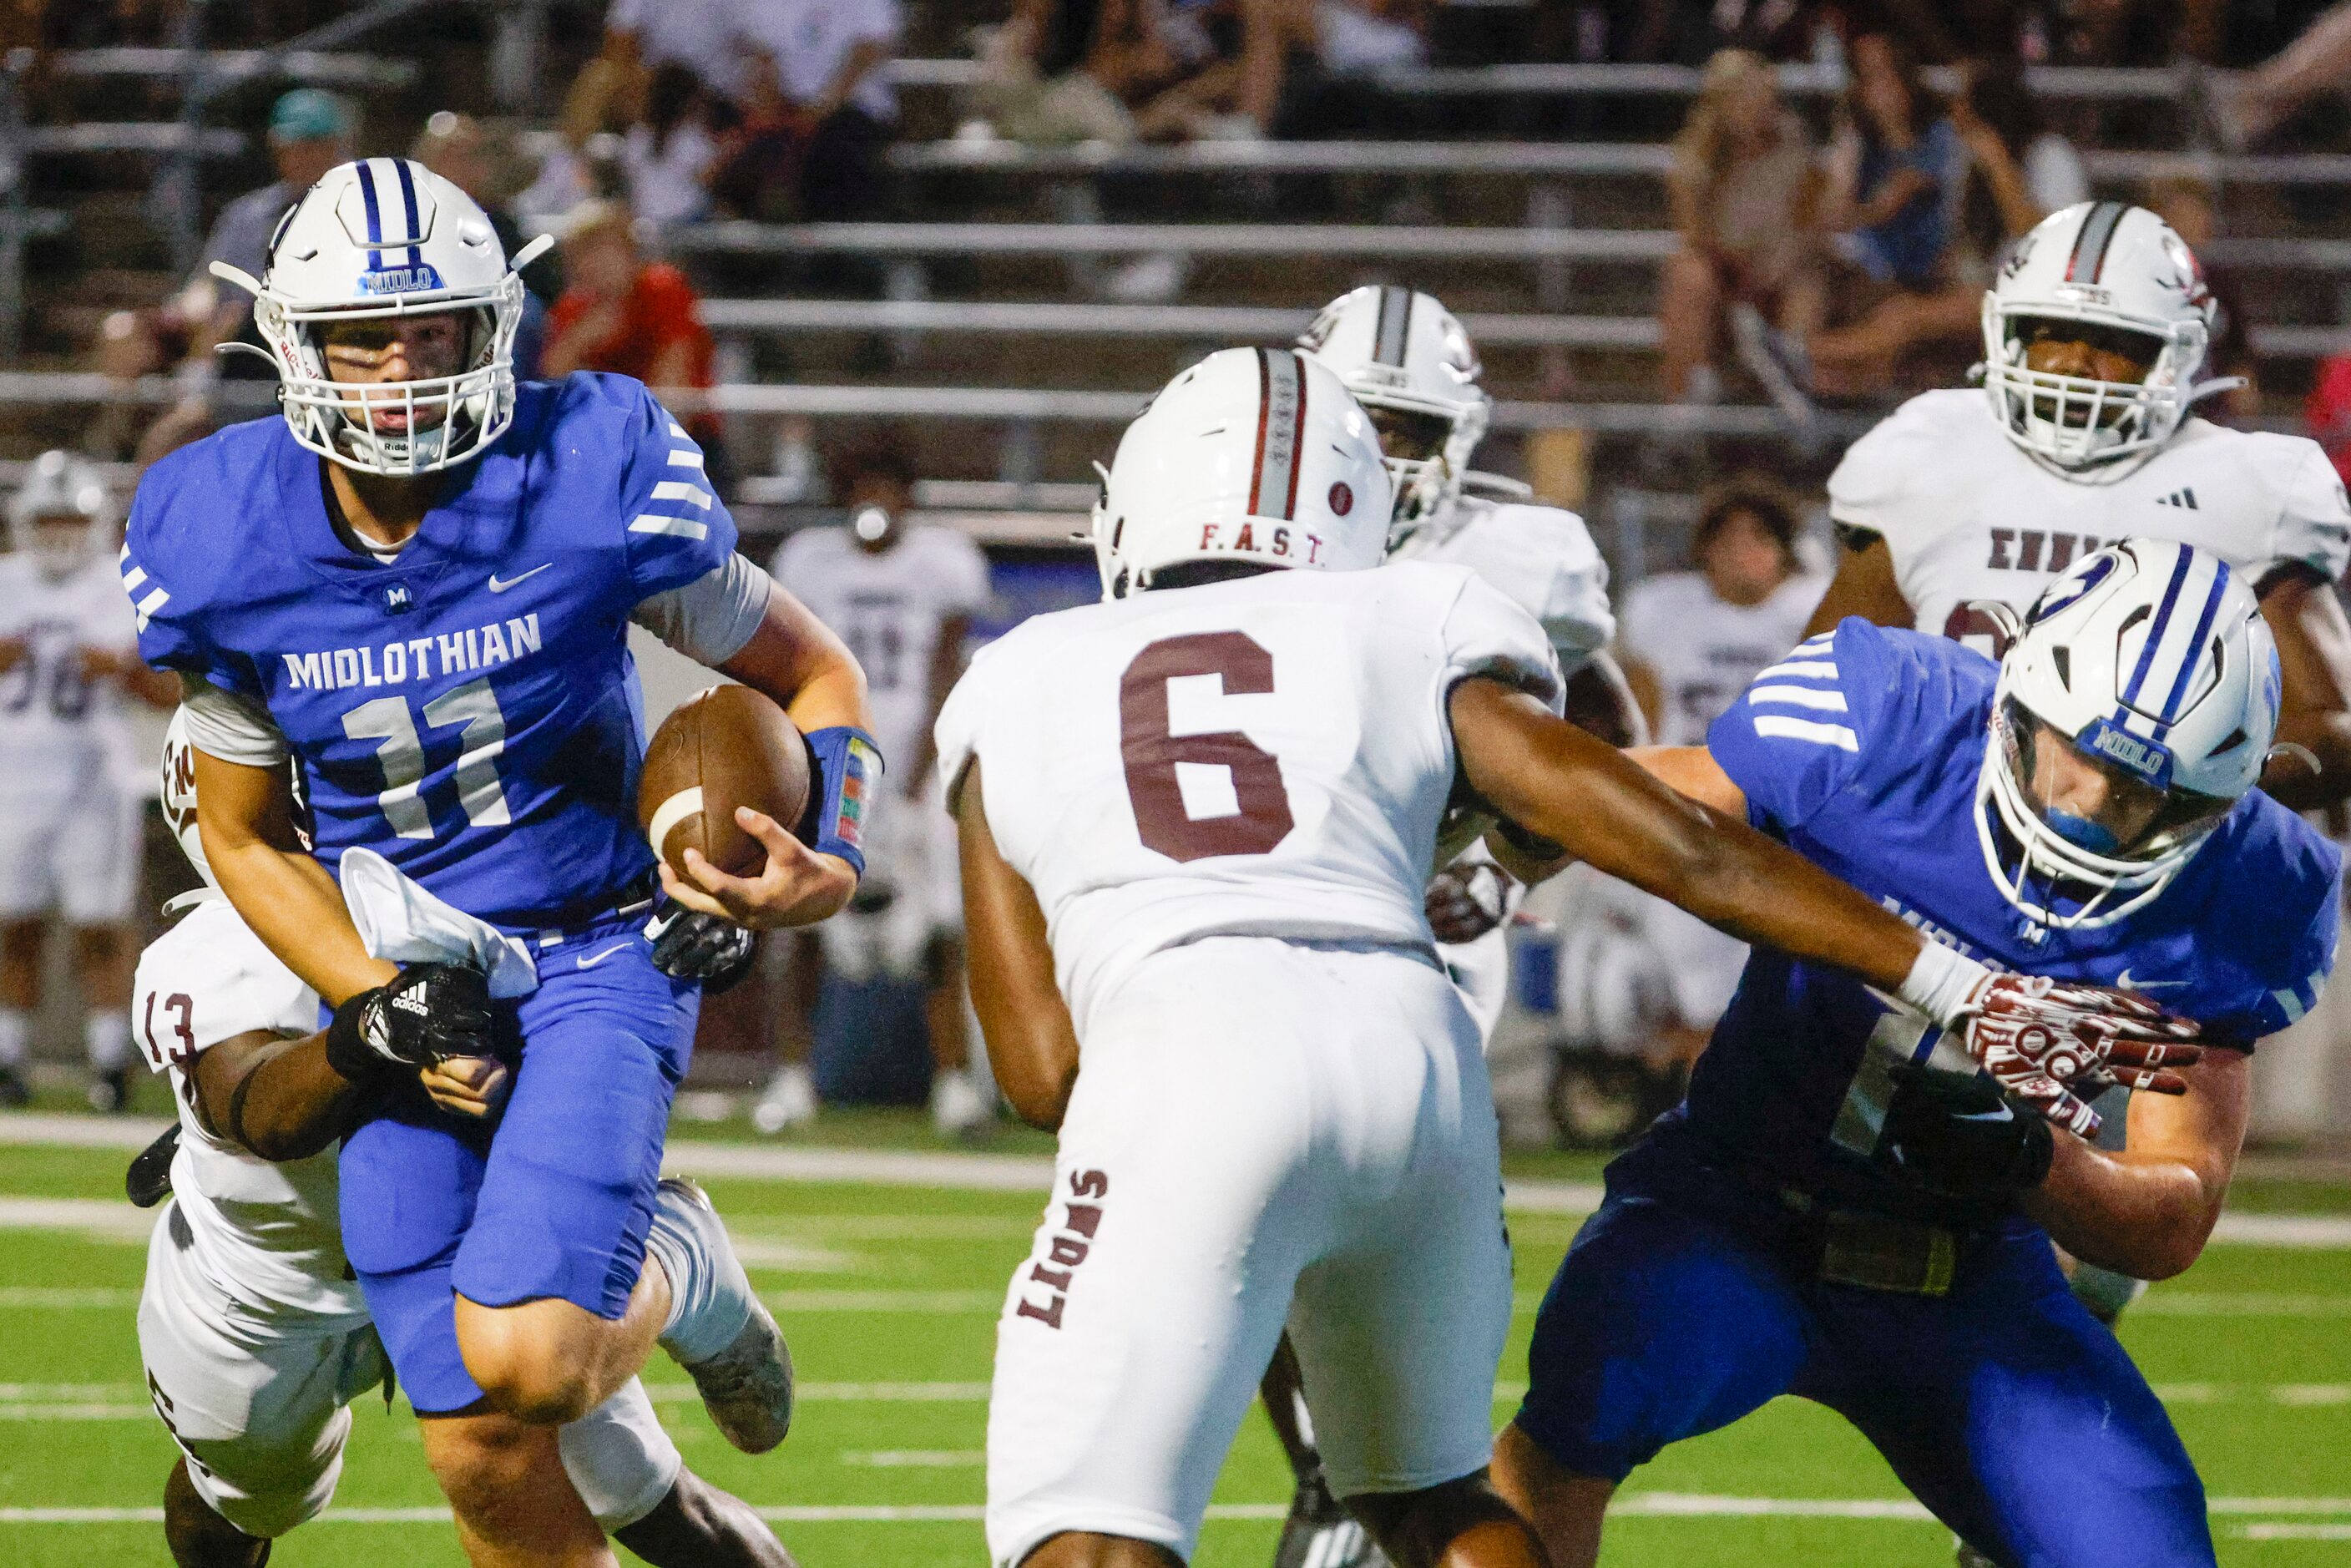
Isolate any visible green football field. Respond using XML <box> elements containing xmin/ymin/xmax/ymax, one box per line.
<box><xmin>2</xmin><ymin>1107</ymin><xmax>2349</xmax><ymax>1567</ymax></box>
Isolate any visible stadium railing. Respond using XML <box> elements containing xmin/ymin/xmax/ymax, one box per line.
<box><xmin>46</xmin><ymin>48</ymin><xmax>417</xmax><ymax>91</ymax></box>
<box><xmin>883</xmin><ymin>58</ymin><xmax>2195</xmax><ymax>104</ymax></box>
<box><xmin>700</xmin><ymin>296</ymin><xmax>1662</xmax><ymax>349</ymax></box>
<box><xmin>665</xmin><ymin>220</ymin><xmax>1677</xmax><ymax>262</ymax></box>
<box><xmin>885</xmin><ymin>138</ymin><xmax>2351</xmax><ymax>190</ymax></box>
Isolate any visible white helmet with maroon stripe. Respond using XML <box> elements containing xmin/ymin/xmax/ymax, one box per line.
<box><xmin>1981</xmin><ymin>201</ymin><xmax>2219</xmax><ymax>473</ymax></box>
<box><xmin>1297</xmin><ymin>286</ymin><xmax>1488</xmax><ymax>543</ymax></box>
<box><xmin>1090</xmin><ymin>347</ymin><xmax>1390</xmax><ymax>599</ymax></box>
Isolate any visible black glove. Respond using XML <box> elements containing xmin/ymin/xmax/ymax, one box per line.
<box><xmin>325</xmin><ymin>963</ymin><xmax>496</xmax><ymax>1082</ymax></box>
<box><xmin>1877</xmin><ymin>1062</ymin><xmax>2055</xmax><ymax>1202</ymax></box>
<box><xmin>647</xmin><ymin>905</ymin><xmax>758</xmax><ymax>994</ymax></box>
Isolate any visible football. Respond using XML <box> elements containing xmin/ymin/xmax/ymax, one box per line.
<box><xmin>638</xmin><ymin>685</ymin><xmax>811</xmax><ymax>882</ymax></box>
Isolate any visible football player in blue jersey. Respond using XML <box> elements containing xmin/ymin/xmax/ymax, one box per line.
<box><xmin>1489</xmin><ymin>539</ymin><xmax>2340</xmax><ymax>1568</ymax></box>
<box><xmin>120</xmin><ymin>158</ymin><xmax>877</xmax><ymax>1563</ymax></box>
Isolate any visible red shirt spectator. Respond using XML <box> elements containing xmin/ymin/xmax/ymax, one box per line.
<box><xmin>545</xmin><ymin>203</ymin><xmax>720</xmax><ymax>444</ymax></box>
<box><xmin>2308</xmin><ymin>352</ymin><xmax>2351</xmax><ymax>489</ymax></box>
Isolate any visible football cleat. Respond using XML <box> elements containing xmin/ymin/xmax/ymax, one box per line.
<box><xmin>653</xmin><ymin>1177</ymin><xmax>795</xmax><ymax>1454</ymax></box>
<box><xmin>1274</xmin><ymin>1469</ymin><xmax>1389</xmax><ymax>1568</ymax></box>
<box><xmin>931</xmin><ymin>1066</ymin><xmax>994</xmax><ymax>1141</ymax></box>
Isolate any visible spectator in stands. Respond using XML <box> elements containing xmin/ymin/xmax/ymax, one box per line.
<box><xmin>2308</xmin><ymin>352</ymin><xmax>2351</xmax><ymax>489</ymax></box>
<box><xmin>621</xmin><ymin>62</ymin><xmax>720</xmax><ymax>227</ymax></box>
<box><xmin>972</xmin><ymin>0</ymin><xmax>1186</xmax><ymax>146</ymax></box>
<box><xmin>710</xmin><ymin>0</ymin><xmax>901</xmax><ymax>222</ymax></box>
<box><xmin>2204</xmin><ymin>0</ymin><xmax>2351</xmax><ymax>147</ymax></box>
<box><xmin>1610</xmin><ymin>476</ymin><xmax>1825</xmax><ymax>1087</ymax></box>
<box><xmin>1789</xmin><ymin>33</ymin><xmax>1969</xmax><ymax>400</ymax></box>
<box><xmin>544</xmin><ymin>201</ymin><xmax>724</xmax><ymax>463</ymax></box>
<box><xmin>1272</xmin><ymin>0</ymin><xmax>1430</xmax><ymax>139</ymax></box>
<box><xmin>87</xmin><ymin>88</ymin><xmax>356</xmax><ymax>461</ymax></box>
<box><xmin>571</xmin><ymin>0</ymin><xmax>746</xmax><ymax>141</ymax></box>
<box><xmin>1657</xmin><ymin>48</ymin><xmax>1823</xmax><ymax>406</ymax></box>
<box><xmin>2146</xmin><ymin>172</ymin><xmax>2261</xmax><ymax>419</ymax></box>
<box><xmin>756</xmin><ymin>443</ymin><xmax>999</xmax><ymax>1139</ymax></box>
<box><xmin>410</xmin><ymin>111</ymin><xmax>556</xmax><ymax>376</ymax></box>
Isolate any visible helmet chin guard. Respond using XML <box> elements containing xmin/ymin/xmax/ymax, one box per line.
<box><xmin>1980</xmin><ymin>202</ymin><xmax>2221</xmax><ymax>475</ymax></box>
<box><xmin>218</xmin><ymin>157</ymin><xmax>553</xmax><ymax>478</ymax></box>
<box><xmin>1974</xmin><ymin>539</ymin><xmax>2274</xmax><ymax>930</ymax></box>
<box><xmin>1295</xmin><ymin>286</ymin><xmax>1489</xmax><ymax>545</ymax></box>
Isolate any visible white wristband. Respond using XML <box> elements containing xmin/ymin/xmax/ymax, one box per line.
<box><xmin>1898</xmin><ymin>941</ymin><xmax>1993</xmax><ymax>1029</ymax></box>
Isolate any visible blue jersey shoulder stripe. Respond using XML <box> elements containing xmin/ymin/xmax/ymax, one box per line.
<box><xmin>1751</xmin><ymin>714</ymin><xmax>1858</xmax><ymax>751</ymax></box>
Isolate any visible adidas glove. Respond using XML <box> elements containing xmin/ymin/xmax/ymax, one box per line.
<box><xmin>325</xmin><ymin>963</ymin><xmax>496</xmax><ymax>1081</ymax></box>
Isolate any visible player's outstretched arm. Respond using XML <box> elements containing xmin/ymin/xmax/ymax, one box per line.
<box><xmin>2258</xmin><ymin>569</ymin><xmax>2351</xmax><ymax>810</ymax></box>
<box><xmin>193</xmin><ymin>749</ymin><xmax>396</xmax><ymax>1005</ymax></box>
<box><xmin>1451</xmin><ymin>677</ymin><xmax>1934</xmax><ymax>994</ymax></box>
<box><xmin>185</xmin><ymin>1015</ymin><xmax>508</xmax><ymax>1161</ymax></box>
<box><xmin>2023</xmin><ymin>1047</ymin><xmax>2251</xmax><ymax>1280</ymax></box>
<box><xmin>951</xmin><ymin>761</ymin><xmax>1080</xmax><ymax>1131</ymax></box>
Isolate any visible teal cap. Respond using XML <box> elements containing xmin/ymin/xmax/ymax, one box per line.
<box><xmin>268</xmin><ymin>89</ymin><xmax>355</xmax><ymax>146</ymax></box>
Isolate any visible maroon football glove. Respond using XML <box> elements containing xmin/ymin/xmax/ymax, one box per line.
<box><xmin>1956</xmin><ymin>973</ymin><xmax>2202</xmax><ymax>1137</ymax></box>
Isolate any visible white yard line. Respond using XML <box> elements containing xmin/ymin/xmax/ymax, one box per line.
<box><xmin>0</xmin><ymin>1197</ymin><xmax>157</xmax><ymax>1243</ymax></box>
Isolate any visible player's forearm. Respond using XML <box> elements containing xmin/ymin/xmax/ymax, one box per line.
<box><xmin>955</xmin><ymin>764</ymin><xmax>1079</xmax><ymax>1130</ymax></box>
<box><xmin>208</xmin><ymin>841</ymin><xmax>394</xmax><ymax>1005</ymax></box>
<box><xmin>2021</xmin><ymin>1139</ymin><xmax>2226</xmax><ymax>1281</ymax></box>
<box><xmin>1452</xmin><ymin>679</ymin><xmax>1925</xmax><ymax>994</ymax></box>
<box><xmin>194</xmin><ymin>1032</ymin><xmax>360</xmax><ymax>1163</ymax></box>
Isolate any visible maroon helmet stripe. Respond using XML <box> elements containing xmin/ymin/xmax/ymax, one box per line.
<box><xmin>1248</xmin><ymin>348</ymin><xmax>1305</xmax><ymax>519</ymax></box>
<box><xmin>2065</xmin><ymin>200</ymin><xmax>2127</xmax><ymax>284</ymax></box>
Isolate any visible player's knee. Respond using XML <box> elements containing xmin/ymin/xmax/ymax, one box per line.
<box><xmin>455</xmin><ymin>1311</ymin><xmax>601</xmax><ymax>1425</ymax></box>
<box><xmin>1347</xmin><ymin>1473</ymin><xmax>1542</xmax><ymax>1568</ymax></box>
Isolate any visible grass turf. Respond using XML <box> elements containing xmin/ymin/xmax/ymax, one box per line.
<box><xmin>0</xmin><ymin>1116</ymin><xmax>2348</xmax><ymax>1565</ymax></box>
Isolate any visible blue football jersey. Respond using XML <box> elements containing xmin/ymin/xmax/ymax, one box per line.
<box><xmin>125</xmin><ymin>372</ymin><xmax>737</xmax><ymax>929</ymax></box>
<box><xmin>1658</xmin><ymin>617</ymin><xmax>2341</xmax><ymax>1222</ymax></box>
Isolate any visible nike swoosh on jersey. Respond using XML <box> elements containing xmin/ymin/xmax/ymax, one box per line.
<box><xmin>488</xmin><ymin>564</ymin><xmax>554</xmax><ymax>594</ymax></box>
<box><xmin>575</xmin><ymin>941</ymin><xmax>636</xmax><ymax>969</ymax></box>
<box><xmin>1954</xmin><ymin>1105</ymin><xmax>2015</xmax><ymax>1124</ymax></box>
<box><xmin>2115</xmin><ymin>969</ymin><xmax>2187</xmax><ymax>990</ymax></box>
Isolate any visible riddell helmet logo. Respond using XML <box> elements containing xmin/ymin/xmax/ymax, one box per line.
<box><xmin>1328</xmin><ymin>482</ymin><xmax>1353</xmax><ymax>517</ymax></box>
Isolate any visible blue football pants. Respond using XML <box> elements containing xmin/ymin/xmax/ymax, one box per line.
<box><xmin>1515</xmin><ymin>1184</ymin><xmax>2214</xmax><ymax>1568</ymax></box>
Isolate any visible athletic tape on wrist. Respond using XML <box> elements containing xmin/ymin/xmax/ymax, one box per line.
<box><xmin>799</xmin><ymin>726</ymin><xmax>884</xmax><ymax>879</ymax></box>
<box><xmin>1898</xmin><ymin>941</ymin><xmax>1993</xmax><ymax>1030</ymax></box>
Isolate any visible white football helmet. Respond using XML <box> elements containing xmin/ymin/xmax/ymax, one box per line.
<box><xmin>1296</xmin><ymin>286</ymin><xmax>1489</xmax><ymax>542</ymax></box>
<box><xmin>1981</xmin><ymin>201</ymin><xmax>2222</xmax><ymax>473</ymax></box>
<box><xmin>1090</xmin><ymin>346</ymin><xmax>1390</xmax><ymax>599</ymax></box>
<box><xmin>1976</xmin><ymin>539</ymin><xmax>2276</xmax><ymax>929</ymax></box>
<box><xmin>214</xmin><ymin>157</ymin><xmax>553</xmax><ymax>476</ymax></box>
<box><xmin>8</xmin><ymin>449</ymin><xmax>113</xmax><ymax>578</ymax></box>
<box><xmin>159</xmin><ymin>707</ymin><xmax>215</xmax><ymax>889</ymax></box>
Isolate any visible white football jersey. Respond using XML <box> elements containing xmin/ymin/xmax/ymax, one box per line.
<box><xmin>935</xmin><ymin>562</ymin><xmax>1563</xmax><ymax>1030</ymax></box>
<box><xmin>1618</xmin><ymin>571</ymin><xmax>1826</xmax><ymax>746</ymax></box>
<box><xmin>772</xmin><ymin>524</ymin><xmax>993</xmax><ymax>778</ymax></box>
<box><xmin>1829</xmin><ymin>390</ymin><xmax>2351</xmax><ymax>652</ymax></box>
<box><xmin>0</xmin><ymin>552</ymin><xmax>141</xmax><ymax>795</ymax></box>
<box><xmin>134</xmin><ymin>897</ymin><xmax>366</xmax><ymax>1324</ymax></box>
<box><xmin>1392</xmin><ymin>496</ymin><xmax>1615</xmax><ymax>668</ymax></box>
